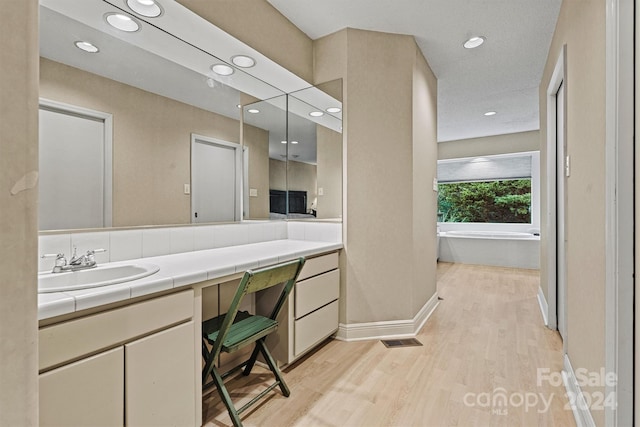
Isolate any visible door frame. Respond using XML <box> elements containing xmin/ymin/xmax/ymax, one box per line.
<box><xmin>190</xmin><ymin>134</ymin><xmax>242</xmax><ymax>223</ymax></box>
<box><xmin>242</xmin><ymin>146</ymin><xmax>249</xmax><ymax>219</ymax></box>
<box><xmin>39</xmin><ymin>98</ymin><xmax>113</xmax><ymax>228</ymax></box>
<box><xmin>605</xmin><ymin>0</ymin><xmax>634</xmax><ymax>424</ymax></box>
<box><xmin>545</xmin><ymin>45</ymin><xmax>567</xmax><ymax>344</ymax></box>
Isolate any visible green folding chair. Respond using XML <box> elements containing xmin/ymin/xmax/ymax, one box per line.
<box><xmin>202</xmin><ymin>257</ymin><xmax>305</xmax><ymax>427</ymax></box>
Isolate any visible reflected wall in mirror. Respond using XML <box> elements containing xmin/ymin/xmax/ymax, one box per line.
<box><xmin>242</xmin><ymin>79</ymin><xmax>343</xmax><ymax>221</ymax></box>
<box><xmin>241</xmin><ymin>95</ymin><xmax>288</xmax><ymax>219</ymax></box>
<box><xmin>38</xmin><ymin>0</ymin><xmax>284</xmax><ymax>230</ymax></box>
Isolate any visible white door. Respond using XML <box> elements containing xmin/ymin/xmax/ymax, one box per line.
<box><xmin>39</xmin><ymin>104</ymin><xmax>111</xmax><ymax>230</ymax></box>
<box><xmin>556</xmin><ymin>81</ymin><xmax>567</xmax><ymax>341</ymax></box>
<box><xmin>191</xmin><ymin>135</ymin><xmax>240</xmax><ymax>223</ymax></box>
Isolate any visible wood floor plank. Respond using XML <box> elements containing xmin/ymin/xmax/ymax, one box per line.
<box><xmin>203</xmin><ymin>262</ymin><xmax>577</xmax><ymax>427</ymax></box>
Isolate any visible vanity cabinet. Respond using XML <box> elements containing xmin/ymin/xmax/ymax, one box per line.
<box><xmin>259</xmin><ymin>252</ymin><xmax>340</xmax><ymax>365</ymax></box>
<box><xmin>39</xmin><ymin>290</ymin><xmax>196</xmax><ymax>427</ymax></box>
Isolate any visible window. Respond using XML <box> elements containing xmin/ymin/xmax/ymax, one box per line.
<box><xmin>438</xmin><ymin>179</ymin><xmax>531</xmax><ymax>223</ymax></box>
<box><xmin>437</xmin><ymin>152</ymin><xmax>539</xmax><ymax>225</ymax></box>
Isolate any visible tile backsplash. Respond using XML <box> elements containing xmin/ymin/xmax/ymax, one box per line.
<box><xmin>38</xmin><ymin>221</ymin><xmax>341</xmax><ymax>272</ymax></box>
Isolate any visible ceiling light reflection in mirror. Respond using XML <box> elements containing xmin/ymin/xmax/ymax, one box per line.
<box><xmin>242</xmin><ymin>84</ymin><xmax>342</xmax><ymax>166</ymax></box>
<box><xmin>40</xmin><ymin>0</ymin><xmax>285</xmax><ymax>124</ymax></box>
<box><xmin>105</xmin><ymin>12</ymin><xmax>140</xmax><ymax>32</ymax></box>
<box><xmin>126</xmin><ymin>0</ymin><xmax>162</xmax><ymax>18</ymax></box>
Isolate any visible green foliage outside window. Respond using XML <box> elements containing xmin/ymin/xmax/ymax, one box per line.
<box><xmin>437</xmin><ymin>179</ymin><xmax>531</xmax><ymax>223</ymax></box>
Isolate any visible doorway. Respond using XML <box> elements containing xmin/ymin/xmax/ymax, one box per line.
<box><xmin>38</xmin><ymin>99</ymin><xmax>113</xmax><ymax>230</ymax></box>
<box><xmin>545</xmin><ymin>46</ymin><xmax>567</xmax><ymax>344</ymax></box>
<box><xmin>190</xmin><ymin>134</ymin><xmax>241</xmax><ymax>223</ymax></box>
<box><xmin>555</xmin><ymin>81</ymin><xmax>567</xmax><ymax>342</ymax></box>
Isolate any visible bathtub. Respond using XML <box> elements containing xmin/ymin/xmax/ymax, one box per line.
<box><xmin>438</xmin><ymin>230</ymin><xmax>540</xmax><ymax>269</ymax></box>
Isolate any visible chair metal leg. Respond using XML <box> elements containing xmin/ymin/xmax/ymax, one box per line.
<box><xmin>257</xmin><ymin>339</ymin><xmax>290</xmax><ymax>397</ymax></box>
<box><xmin>210</xmin><ymin>365</ymin><xmax>244</xmax><ymax>427</ymax></box>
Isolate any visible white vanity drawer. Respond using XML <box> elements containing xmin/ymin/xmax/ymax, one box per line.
<box><xmin>295</xmin><ymin>269</ymin><xmax>339</xmax><ymax>319</ymax></box>
<box><xmin>294</xmin><ymin>300</ymin><xmax>339</xmax><ymax>357</ymax></box>
<box><xmin>298</xmin><ymin>252</ymin><xmax>339</xmax><ymax>281</ymax></box>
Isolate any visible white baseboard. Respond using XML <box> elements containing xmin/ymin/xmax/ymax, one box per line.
<box><xmin>563</xmin><ymin>354</ymin><xmax>596</xmax><ymax>427</ymax></box>
<box><xmin>335</xmin><ymin>292</ymin><xmax>439</xmax><ymax>342</ymax></box>
<box><xmin>537</xmin><ymin>286</ymin><xmax>549</xmax><ymax>326</ymax></box>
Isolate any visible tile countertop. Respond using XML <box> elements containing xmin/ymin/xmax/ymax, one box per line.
<box><xmin>38</xmin><ymin>239</ymin><xmax>343</xmax><ymax>321</ymax></box>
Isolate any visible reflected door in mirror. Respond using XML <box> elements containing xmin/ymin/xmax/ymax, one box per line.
<box><xmin>191</xmin><ymin>135</ymin><xmax>241</xmax><ymax>223</ymax></box>
<box><xmin>39</xmin><ymin>102</ymin><xmax>112</xmax><ymax>230</ymax></box>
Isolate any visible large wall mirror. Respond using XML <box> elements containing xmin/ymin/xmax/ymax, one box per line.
<box><xmin>243</xmin><ymin>80</ymin><xmax>343</xmax><ymax>221</ymax></box>
<box><xmin>38</xmin><ymin>0</ymin><xmax>287</xmax><ymax>230</ymax></box>
<box><xmin>39</xmin><ymin>0</ymin><xmax>343</xmax><ymax>231</ymax></box>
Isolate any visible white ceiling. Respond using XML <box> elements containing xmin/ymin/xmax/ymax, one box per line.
<box><xmin>266</xmin><ymin>0</ymin><xmax>562</xmax><ymax>142</ymax></box>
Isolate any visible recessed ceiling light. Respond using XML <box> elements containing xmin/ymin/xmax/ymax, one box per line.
<box><xmin>231</xmin><ymin>55</ymin><xmax>255</xmax><ymax>68</ymax></box>
<box><xmin>105</xmin><ymin>13</ymin><xmax>140</xmax><ymax>32</ymax></box>
<box><xmin>326</xmin><ymin>107</ymin><xmax>341</xmax><ymax>113</ymax></box>
<box><xmin>236</xmin><ymin>104</ymin><xmax>242</xmax><ymax>109</ymax></box>
<box><xmin>247</xmin><ymin>108</ymin><xmax>260</xmax><ymax>114</ymax></box>
<box><xmin>127</xmin><ymin>0</ymin><xmax>162</xmax><ymax>17</ymax></box>
<box><xmin>74</xmin><ymin>41</ymin><xmax>99</xmax><ymax>53</ymax></box>
<box><xmin>211</xmin><ymin>64</ymin><xmax>234</xmax><ymax>76</ymax></box>
<box><xmin>291</xmin><ymin>141</ymin><xmax>299</xmax><ymax>144</ymax></box>
<box><xmin>463</xmin><ymin>36</ymin><xmax>486</xmax><ymax>49</ymax></box>
<box><xmin>281</xmin><ymin>140</ymin><xmax>287</xmax><ymax>144</ymax></box>
<box><xmin>309</xmin><ymin>111</ymin><xmax>324</xmax><ymax>117</ymax></box>
<box><xmin>484</xmin><ymin>111</ymin><xmax>497</xmax><ymax>116</ymax></box>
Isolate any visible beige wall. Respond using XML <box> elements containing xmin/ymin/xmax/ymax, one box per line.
<box><xmin>539</xmin><ymin>1</ymin><xmax>606</xmax><ymax>425</ymax></box>
<box><xmin>0</xmin><ymin>0</ymin><xmax>39</xmax><ymax>424</ymax></box>
<box><xmin>438</xmin><ymin>130</ymin><xmax>540</xmax><ymax>160</ymax></box>
<box><xmin>269</xmin><ymin>158</ymin><xmax>287</xmax><ymax>192</ymax></box>
<box><xmin>412</xmin><ymin>49</ymin><xmax>439</xmax><ymax>314</ymax></box>
<box><xmin>243</xmin><ymin>125</ymin><xmax>270</xmax><ymax>219</ymax></box>
<box><xmin>287</xmin><ymin>161</ymin><xmax>317</xmax><ymax>204</ymax></box>
<box><xmin>314</xmin><ymin>31</ymin><xmax>349</xmax><ymax>320</ymax></box>
<box><xmin>177</xmin><ymin>0</ymin><xmax>314</xmax><ymax>82</ymax></box>
<box><xmin>40</xmin><ymin>58</ymin><xmax>269</xmax><ymax>227</ymax></box>
<box><xmin>316</xmin><ymin>125</ymin><xmax>343</xmax><ymax>219</ymax></box>
<box><xmin>314</xmin><ymin>28</ymin><xmax>438</xmax><ymax>324</ymax></box>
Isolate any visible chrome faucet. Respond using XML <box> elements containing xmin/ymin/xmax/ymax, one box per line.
<box><xmin>41</xmin><ymin>247</ymin><xmax>107</xmax><ymax>273</ymax></box>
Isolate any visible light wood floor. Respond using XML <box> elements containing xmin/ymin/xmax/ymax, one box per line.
<box><xmin>203</xmin><ymin>262</ymin><xmax>577</xmax><ymax>427</ymax></box>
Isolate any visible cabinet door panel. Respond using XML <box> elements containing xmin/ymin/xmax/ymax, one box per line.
<box><xmin>125</xmin><ymin>321</ymin><xmax>196</xmax><ymax>427</ymax></box>
<box><xmin>40</xmin><ymin>347</ymin><xmax>124</xmax><ymax>427</ymax></box>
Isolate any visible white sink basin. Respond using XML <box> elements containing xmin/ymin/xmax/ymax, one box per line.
<box><xmin>38</xmin><ymin>263</ymin><xmax>160</xmax><ymax>293</ymax></box>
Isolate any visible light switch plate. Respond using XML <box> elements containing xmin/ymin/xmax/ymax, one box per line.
<box><xmin>249</xmin><ymin>188</ymin><xmax>258</xmax><ymax>197</ymax></box>
<box><xmin>565</xmin><ymin>155</ymin><xmax>571</xmax><ymax>177</ymax></box>
<box><xmin>433</xmin><ymin>177</ymin><xmax>438</xmax><ymax>191</ymax></box>
<box><xmin>318</xmin><ymin>187</ymin><xmax>324</xmax><ymax>196</ymax></box>
<box><xmin>183</xmin><ymin>184</ymin><xmax>190</xmax><ymax>195</ymax></box>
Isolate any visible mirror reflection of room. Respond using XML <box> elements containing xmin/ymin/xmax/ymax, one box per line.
<box><xmin>243</xmin><ymin>80</ymin><xmax>343</xmax><ymax>221</ymax></box>
<box><xmin>38</xmin><ymin>0</ymin><xmax>288</xmax><ymax>230</ymax></box>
